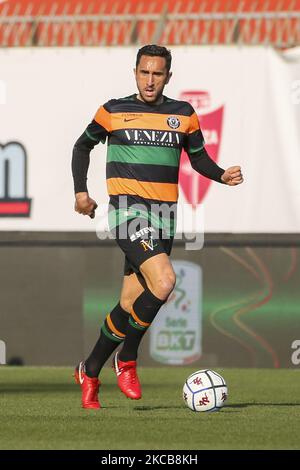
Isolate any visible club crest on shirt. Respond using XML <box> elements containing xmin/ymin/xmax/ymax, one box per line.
<box><xmin>167</xmin><ymin>116</ymin><xmax>180</xmax><ymax>129</ymax></box>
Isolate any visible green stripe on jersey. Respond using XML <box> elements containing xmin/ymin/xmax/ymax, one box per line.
<box><xmin>188</xmin><ymin>144</ymin><xmax>205</xmax><ymax>154</ymax></box>
<box><xmin>85</xmin><ymin>129</ymin><xmax>99</xmax><ymax>142</ymax></box>
<box><xmin>108</xmin><ymin>208</ymin><xmax>176</xmax><ymax>236</ymax></box>
<box><xmin>107</xmin><ymin>144</ymin><xmax>180</xmax><ymax>167</ymax></box>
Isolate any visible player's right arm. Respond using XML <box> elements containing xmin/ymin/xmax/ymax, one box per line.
<box><xmin>72</xmin><ymin>105</ymin><xmax>111</xmax><ymax>218</ymax></box>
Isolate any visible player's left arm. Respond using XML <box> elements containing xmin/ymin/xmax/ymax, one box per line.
<box><xmin>189</xmin><ymin>147</ymin><xmax>243</xmax><ymax>186</ymax></box>
<box><xmin>220</xmin><ymin>165</ymin><xmax>243</xmax><ymax>186</ymax></box>
<box><xmin>185</xmin><ymin>109</ymin><xmax>243</xmax><ymax>186</ymax></box>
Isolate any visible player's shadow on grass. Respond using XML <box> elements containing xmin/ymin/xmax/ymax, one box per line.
<box><xmin>133</xmin><ymin>403</ymin><xmax>300</xmax><ymax>412</ymax></box>
<box><xmin>133</xmin><ymin>405</ymin><xmax>247</xmax><ymax>411</ymax></box>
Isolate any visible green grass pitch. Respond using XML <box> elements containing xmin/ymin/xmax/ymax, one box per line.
<box><xmin>0</xmin><ymin>367</ymin><xmax>299</xmax><ymax>450</ymax></box>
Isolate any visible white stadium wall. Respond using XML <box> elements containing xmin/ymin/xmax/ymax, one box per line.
<box><xmin>0</xmin><ymin>46</ymin><xmax>300</xmax><ymax>233</ymax></box>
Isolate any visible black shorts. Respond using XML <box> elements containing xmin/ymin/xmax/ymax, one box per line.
<box><xmin>112</xmin><ymin>218</ymin><xmax>174</xmax><ymax>276</ymax></box>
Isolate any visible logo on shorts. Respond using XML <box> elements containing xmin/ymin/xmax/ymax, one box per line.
<box><xmin>130</xmin><ymin>226</ymin><xmax>155</xmax><ymax>242</ymax></box>
<box><xmin>140</xmin><ymin>236</ymin><xmax>158</xmax><ymax>252</ymax></box>
<box><xmin>167</xmin><ymin>116</ymin><xmax>180</xmax><ymax>129</ymax></box>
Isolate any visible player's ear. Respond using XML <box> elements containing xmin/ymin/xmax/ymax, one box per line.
<box><xmin>166</xmin><ymin>71</ymin><xmax>172</xmax><ymax>84</ymax></box>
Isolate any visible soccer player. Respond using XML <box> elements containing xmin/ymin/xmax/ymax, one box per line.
<box><xmin>72</xmin><ymin>45</ymin><xmax>243</xmax><ymax>409</ymax></box>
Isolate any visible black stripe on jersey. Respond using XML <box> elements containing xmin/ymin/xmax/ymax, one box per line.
<box><xmin>109</xmin><ymin>194</ymin><xmax>178</xmax><ymax>209</ymax></box>
<box><xmin>104</xmin><ymin>95</ymin><xmax>194</xmax><ymax>116</ymax></box>
<box><xmin>85</xmin><ymin>119</ymin><xmax>108</xmax><ymax>144</ymax></box>
<box><xmin>106</xmin><ymin>161</ymin><xmax>179</xmax><ymax>184</ymax></box>
<box><xmin>184</xmin><ymin>129</ymin><xmax>205</xmax><ymax>153</ymax></box>
<box><xmin>108</xmin><ymin>130</ymin><xmax>185</xmax><ymax>149</ymax></box>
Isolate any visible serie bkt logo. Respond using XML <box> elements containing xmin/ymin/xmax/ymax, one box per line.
<box><xmin>0</xmin><ymin>142</ymin><xmax>31</xmax><ymax>217</ymax></box>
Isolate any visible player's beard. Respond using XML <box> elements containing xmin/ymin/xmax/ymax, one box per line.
<box><xmin>137</xmin><ymin>87</ymin><xmax>164</xmax><ymax>105</ymax></box>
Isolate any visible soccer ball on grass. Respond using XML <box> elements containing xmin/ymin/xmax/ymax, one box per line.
<box><xmin>183</xmin><ymin>369</ymin><xmax>228</xmax><ymax>412</ymax></box>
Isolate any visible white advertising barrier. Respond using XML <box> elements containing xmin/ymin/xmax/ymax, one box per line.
<box><xmin>150</xmin><ymin>260</ymin><xmax>202</xmax><ymax>365</ymax></box>
<box><xmin>0</xmin><ymin>47</ymin><xmax>300</xmax><ymax>232</ymax></box>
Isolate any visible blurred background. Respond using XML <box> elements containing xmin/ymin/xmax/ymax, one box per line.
<box><xmin>0</xmin><ymin>0</ymin><xmax>299</xmax><ymax>369</ymax></box>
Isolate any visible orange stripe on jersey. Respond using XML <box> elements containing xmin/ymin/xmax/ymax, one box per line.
<box><xmin>106</xmin><ymin>313</ymin><xmax>126</xmax><ymax>338</ymax></box>
<box><xmin>94</xmin><ymin>106</ymin><xmax>112</xmax><ymax>132</ymax></box>
<box><xmin>130</xmin><ymin>307</ymin><xmax>151</xmax><ymax>328</ymax></box>
<box><xmin>111</xmin><ymin>113</ymin><xmax>190</xmax><ymax>133</ymax></box>
<box><xmin>189</xmin><ymin>112</ymin><xmax>200</xmax><ymax>134</ymax></box>
<box><xmin>107</xmin><ymin>178</ymin><xmax>178</xmax><ymax>202</ymax></box>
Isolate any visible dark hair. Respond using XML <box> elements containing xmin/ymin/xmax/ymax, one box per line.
<box><xmin>136</xmin><ymin>44</ymin><xmax>172</xmax><ymax>73</ymax></box>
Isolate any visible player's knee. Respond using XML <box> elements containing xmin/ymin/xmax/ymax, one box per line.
<box><xmin>119</xmin><ymin>297</ymin><xmax>133</xmax><ymax>313</ymax></box>
<box><xmin>150</xmin><ymin>272</ymin><xmax>176</xmax><ymax>301</ymax></box>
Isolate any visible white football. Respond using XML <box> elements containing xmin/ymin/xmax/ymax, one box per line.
<box><xmin>183</xmin><ymin>369</ymin><xmax>228</xmax><ymax>412</ymax></box>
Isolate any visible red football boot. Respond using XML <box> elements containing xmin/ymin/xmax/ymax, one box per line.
<box><xmin>74</xmin><ymin>361</ymin><xmax>101</xmax><ymax>409</ymax></box>
<box><xmin>112</xmin><ymin>352</ymin><xmax>142</xmax><ymax>400</ymax></box>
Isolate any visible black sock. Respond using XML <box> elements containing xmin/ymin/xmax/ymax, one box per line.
<box><xmin>85</xmin><ymin>302</ymin><xmax>129</xmax><ymax>377</ymax></box>
<box><xmin>118</xmin><ymin>288</ymin><xmax>165</xmax><ymax>362</ymax></box>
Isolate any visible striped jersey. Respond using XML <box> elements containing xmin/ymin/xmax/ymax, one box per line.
<box><xmin>76</xmin><ymin>93</ymin><xmax>208</xmax><ymax>234</ymax></box>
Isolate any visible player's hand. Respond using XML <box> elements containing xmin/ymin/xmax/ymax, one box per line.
<box><xmin>221</xmin><ymin>166</ymin><xmax>244</xmax><ymax>186</ymax></box>
<box><xmin>74</xmin><ymin>192</ymin><xmax>98</xmax><ymax>218</ymax></box>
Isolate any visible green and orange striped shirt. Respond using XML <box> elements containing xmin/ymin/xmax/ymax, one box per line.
<box><xmin>72</xmin><ymin>93</ymin><xmax>224</xmax><ymax>234</ymax></box>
